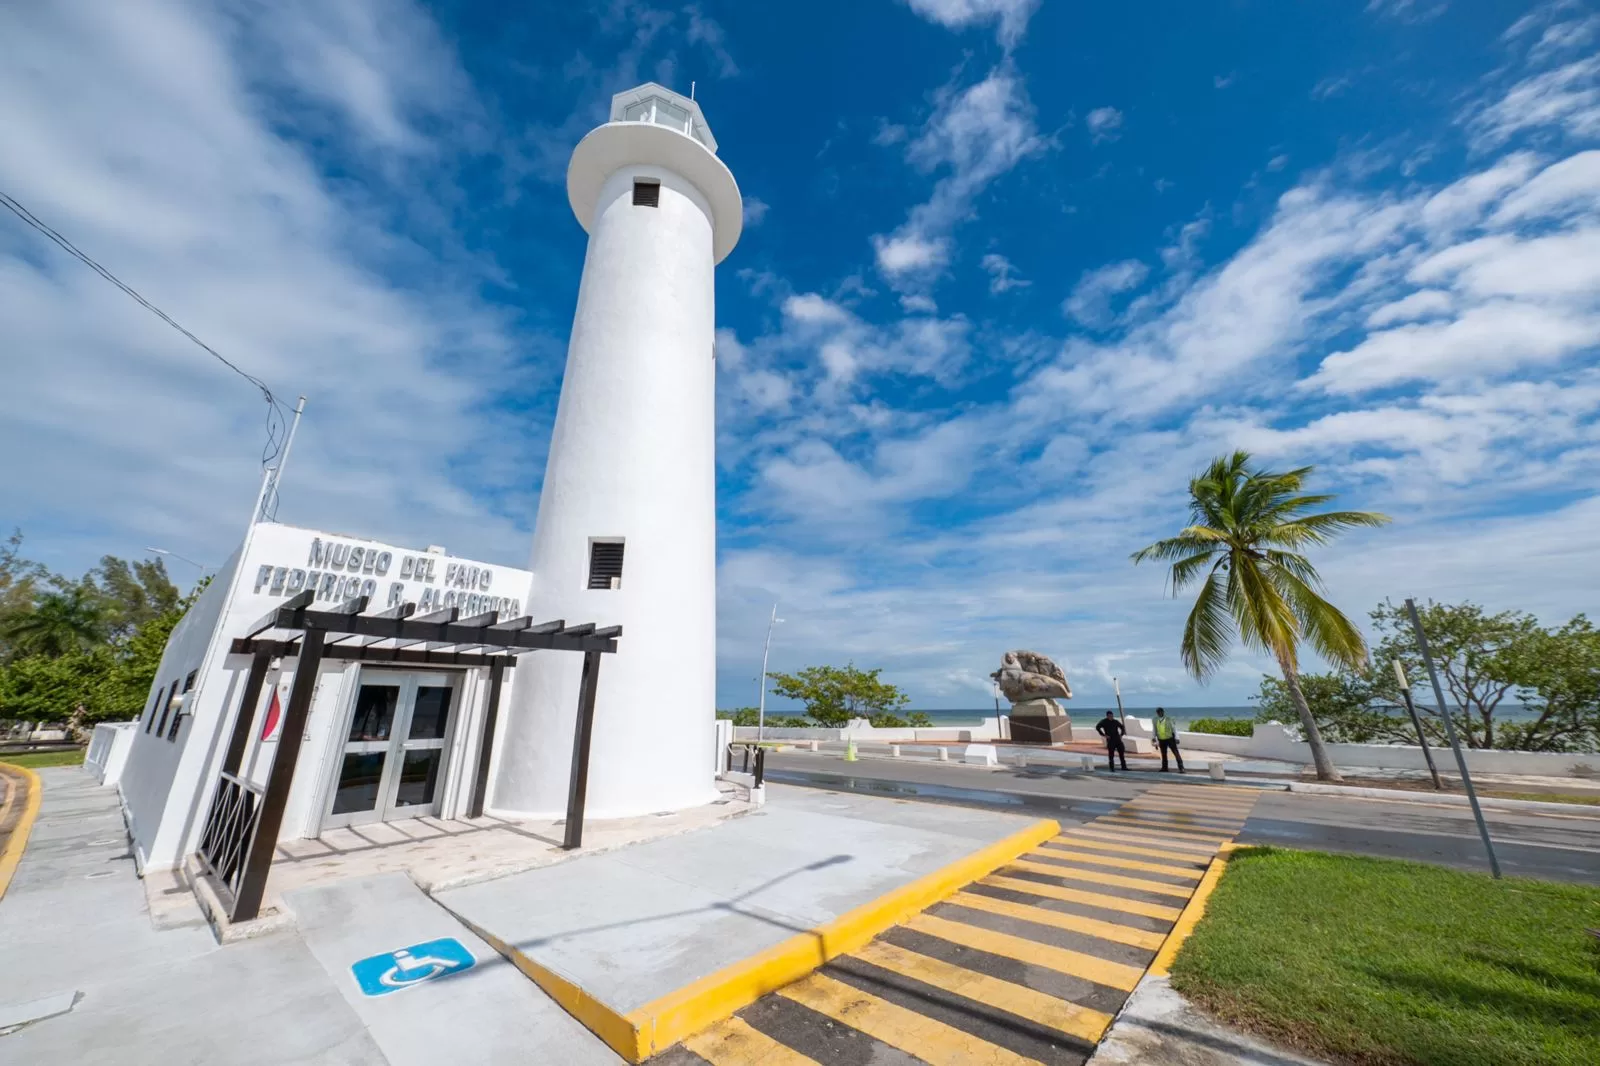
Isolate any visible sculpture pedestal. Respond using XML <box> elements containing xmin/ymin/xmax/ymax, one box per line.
<box><xmin>1007</xmin><ymin>698</ymin><xmax>1072</xmax><ymax>744</ymax></box>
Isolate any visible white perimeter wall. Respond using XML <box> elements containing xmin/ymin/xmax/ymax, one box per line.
<box><xmin>1122</xmin><ymin>717</ymin><xmax>1600</xmax><ymax>777</ymax></box>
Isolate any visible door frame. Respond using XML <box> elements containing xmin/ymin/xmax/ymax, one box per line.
<box><xmin>320</xmin><ymin>667</ymin><xmax>463</xmax><ymax>831</ymax></box>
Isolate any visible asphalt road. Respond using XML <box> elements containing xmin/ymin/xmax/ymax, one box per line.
<box><xmin>764</xmin><ymin>751</ymin><xmax>1600</xmax><ymax>885</ymax></box>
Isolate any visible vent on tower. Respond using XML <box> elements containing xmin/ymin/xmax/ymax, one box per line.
<box><xmin>632</xmin><ymin>180</ymin><xmax>661</xmax><ymax>207</ymax></box>
<box><xmin>588</xmin><ymin>540</ymin><xmax>625</xmax><ymax>589</ymax></box>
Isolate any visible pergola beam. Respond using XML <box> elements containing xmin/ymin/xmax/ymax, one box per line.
<box><xmin>251</xmin><ymin>602</ymin><xmax>618</xmax><ymax>653</ymax></box>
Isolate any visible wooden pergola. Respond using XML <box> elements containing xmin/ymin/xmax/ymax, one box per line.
<box><xmin>198</xmin><ymin>589</ymin><xmax>620</xmax><ymax>922</ymax></box>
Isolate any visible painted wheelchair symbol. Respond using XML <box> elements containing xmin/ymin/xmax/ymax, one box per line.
<box><xmin>351</xmin><ymin>937</ymin><xmax>475</xmax><ymax>997</ymax></box>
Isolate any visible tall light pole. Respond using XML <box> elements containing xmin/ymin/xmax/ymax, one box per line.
<box><xmin>144</xmin><ymin>547</ymin><xmax>212</xmax><ymax>574</ymax></box>
<box><xmin>1406</xmin><ymin>598</ymin><xmax>1500</xmax><ymax>879</ymax></box>
<box><xmin>1392</xmin><ymin>659</ymin><xmax>1443</xmax><ymax>790</ymax></box>
<box><xmin>757</xmin><ymin>603</ymin><xmax>782</xmax><ymax>742</ymax></box>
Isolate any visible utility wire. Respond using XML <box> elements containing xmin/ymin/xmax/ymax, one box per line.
<box><xmin>0</xmin><ymin>188</ymin><xmax>291</xmax><ymax>466</ymax></box>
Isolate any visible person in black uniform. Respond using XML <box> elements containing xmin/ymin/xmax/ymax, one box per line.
<box><xmin>1095</xmin><ymin>710</ymin><xmax>1129</xmax><ymax>771</ymax></box>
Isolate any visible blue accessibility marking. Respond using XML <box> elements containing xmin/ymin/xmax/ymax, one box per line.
<box><xmin>351</xmin><ymin>937</ymin><xmax>475</xmax><ymax>997</ymax></box>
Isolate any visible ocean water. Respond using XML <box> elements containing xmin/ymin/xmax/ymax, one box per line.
<box><xmin>914</xmin><ymin>707</ymin><xmax>1256</xmax><ymax>731</ymax></box>
<box><xmin>914</xmin><ymin>704</ymin><xmax>1541</xmax><ymax>731</ymax></box>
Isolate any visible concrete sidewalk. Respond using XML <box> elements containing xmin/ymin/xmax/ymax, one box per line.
<box><xmin>283</xmin><ymin>872</ymin><xmax>620</xmax><ymax>1066</ymax></box>
<box><xmin>0</xmin><ymin>768</ymin><xmax>387</xmax><ymax>1065</ymax></box>
<box><xmin>0</xmin><ymin>769</ymin><xmax>1053</xmax><ymax>1065</ymax></box>
<box><xmin>1089</xmin><ymin>976</ymin><xmax>1330</xmax><ymax>1066</ymax></box>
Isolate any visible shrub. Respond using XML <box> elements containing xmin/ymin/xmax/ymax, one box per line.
<box><xmin>1188</xmin><ymin>717</ymin><xmax>1254</xmax><ymax>736</ymax></box>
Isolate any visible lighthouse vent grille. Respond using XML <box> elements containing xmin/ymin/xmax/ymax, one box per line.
<box><xmin>632</xmin><ymin>180</ymin><xmax>660</xmax><ymax>207</ymax></box>
<box><xmin>588</xmin><ymin>541</ymin><xmax>625</xmax><ymax>589</ymax></box>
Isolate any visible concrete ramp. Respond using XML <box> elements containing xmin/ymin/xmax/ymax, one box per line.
<box><xmin>283</xmin><ymin>872</ymin><xmax>622</xmax><ymax>1065</ymax></box>
<box><xmin>434</xmin><ymin>786</ymin><xmax>1055</xmax><ymax>1061</ymax></box>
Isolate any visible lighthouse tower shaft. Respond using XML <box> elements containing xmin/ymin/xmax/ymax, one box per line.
<box><xmin>492</xmin><ymin>84</ymin><xmax>742</xmax><ymax>818</ymax></box>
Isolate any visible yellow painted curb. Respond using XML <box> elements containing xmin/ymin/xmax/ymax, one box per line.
<box><xmin>451</xmin><ymin>817</ymin><xmax>1059</xmax><ymax>1063</ymax></box>
<box><xmin>628</xmin><ymin>816</ymin><xmax>1059</xmax><ymax>1059</ymax></box>
<box><xmin>1147</xmin><ymin>841</ymin><xmax>1235</xmax><ymax>978</ymax></box>
<box><xmin>0</xmin><ymin>763</ymin><xmax>44</xmax><ymax>903</ymax></box>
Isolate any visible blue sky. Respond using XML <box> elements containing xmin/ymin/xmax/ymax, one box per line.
<box><xmin>3</xmin><ymin>0</ymin><xmax>1598</xmax><ymax>709</ymax></box>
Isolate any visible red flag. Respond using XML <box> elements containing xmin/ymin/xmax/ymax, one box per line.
<box><xmin>261</xmin><ymin>687</ymin><xmax>282</xmax><ymax>741</ymax></box>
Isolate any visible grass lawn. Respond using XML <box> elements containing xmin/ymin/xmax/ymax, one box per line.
<box><xmin>0</xmin><ymin>748</ymin><xmax>86</xmax><ymax>769</ymax></box>
<box><xmin>1483</xmin><ymin>790</ymin><xmax>1600</xmax><ymax>806</ymax></box>
<box><xmin>1170</xmin><ymin>847</ymin><xmax>1600</xmax><ymax>1066</ymax></box>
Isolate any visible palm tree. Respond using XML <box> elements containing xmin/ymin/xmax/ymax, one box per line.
<box><xmin>3</xmin><ymin>584</ymin><xmax>107</xmax><ymax>659</ymax></box>
<box><xmin>1131</xmin><ymin>451</ymin><xmax>1390</xmax><ymax>782</ymax></box>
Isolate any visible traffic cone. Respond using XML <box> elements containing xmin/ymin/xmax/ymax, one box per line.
<box><xmin>844</xmin><ymin>738</ymin><xmax>858</xmax><ymax>762</ymax></box>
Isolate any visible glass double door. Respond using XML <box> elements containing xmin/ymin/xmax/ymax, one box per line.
<box><xmin>326</xmin><ymin>671</ymin><xmax>458</xmax><ymax>828</ymax></box>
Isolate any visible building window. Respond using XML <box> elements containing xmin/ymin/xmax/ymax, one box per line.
<box><xmin>588</xmin><ymin>540</ymin><xmax>625</xmax><ymax>590</ymax></box>
<box><xmin>632</xmin><ymin>180</ymin><xmax>660</xmax><ymax>208</ymax></box>
<box><xmin>155</xmin><ymin>684</ymin><xmax>176</xmax><ymax>737</ymax></box>
<box><xmin>147</xmin><ymin>684</ymin><xmax>168</xmax><ymax>733</ymax></box>
<box><xmin>165</xmin><ymin>671</ymin><xmax>198</xmax><ymax>742</ymax></box>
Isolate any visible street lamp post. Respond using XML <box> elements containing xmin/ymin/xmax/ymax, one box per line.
<box><xmin>145</xmin><ymin>547</ymin><xmax>212</xmax><ymax>575</ymax></box>
<box><xmin>757</xmin><ymin>603</ymin><xmax>782</xmax><ymax>743</ymax></box>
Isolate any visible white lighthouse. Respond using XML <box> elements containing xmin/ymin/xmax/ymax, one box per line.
<box><xmin>491</xmin><ymin>84</ymin><xmax>742</xmax><ymax>819</ymax></box>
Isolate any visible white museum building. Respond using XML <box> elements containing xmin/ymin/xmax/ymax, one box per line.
<box><xmin>100</xmin><ymin>81</ymin><xmax>744</xmax><ymax>924</ymax></box>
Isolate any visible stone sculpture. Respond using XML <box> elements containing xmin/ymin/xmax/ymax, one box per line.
<box><xmin>991</xmin><ymin>650</ymin><xmax>1072</xmax><ymax>703</ymax></box>
<box><xmin>992</xmin><ymin>650</ymin><xmax>1073</xmax><ymax>743</ymax></box>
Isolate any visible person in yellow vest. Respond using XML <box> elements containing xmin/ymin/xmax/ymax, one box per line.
<box><xmin>1154</xmin><ymin>707</ymin><xmax>1185</xmax><ymax>773</ymax></box>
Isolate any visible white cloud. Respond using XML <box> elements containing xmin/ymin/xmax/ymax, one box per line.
<box><xmin>1214</xmin><ymin>72</ymin><xmax>1237</xmax><ymax>90</ymax></box>
<box><xmin>1085</xmin><ymin>106</ymin><xmax>1123</xmax><ymax>143</ymax></box>
<box><xmin>1419</xmin><ymin>151</ymin><xmax>1541</xmax><ymax>231</ymax></box>
<box><xmin>1507</xmin><ymin>5</ymin><xmax>1600</xmax><ymax>64</ymax></box>
<box><xmin>873</xmin><ymin>65</ymin><xmax>1045</xmax><ymax>286</ymax></box>
<box><xmin>1312</xmin><ymin>75</ymin><xmax>1353</xmax><ymax>100</ymax></box>
<box><xmin>716</xmin><ymin>21</ymin><xmax>1600</xmax><ymax>706</ymax></box>
<box><xmin>1267</xmin><ymin>154</ymin><xmax>1290</xmax><ymax>171</ymax></box>
<box><xmin>1308</xmin><ymin>301</ymin><xmax>1600</xmax><ymax>392</ymax></box>
<box><xmin>981</xmin><ymin>252</ymin><xmax>1030</xmax><ymax>293</ymax></box>
<box><xmin>782</xmin><ymin>292</ymin><xmax>854</xmax><ymax>326</ymax></box>
<box><xmin>742</xmin><ymin>195</ymin><xmax>770</xmax><ymax>226</ymax></box>
<box><xmin>1366</xmin><ymin>288</ymin><xmax>1453</xmax><ymax>327</ymax></box>
<box><xmin>902</xmin><ymin>0</ymin><xmax>1040</xmax><ymax>47</ymax></box>
<box><xmin>0</xmin><ymin>0</ymin><xmax>545</xmax><ymax>573</ymax></box>
<box><xmin>684</xmin><ymin>3</ymin><xmax>738</xmax><ymax>78</ymax></box>
<box><xmin>873</xmin><ymin>232</ymin><xmax>949</xmax><ymax>277</ymax></box>
<box><xmin>1489</xmin><ymin>149</ymin><xmax>1600</xmax><ymax>224</ymax></box>
<box><xmin>1366</xmin><ymin>0</ymin><xmax>1448</xmax><ymax>24</ymax></box>
<box><xmin>1466</xmin><ymin>54</ymin><xmax>1600</xmax><ymax>149</ymax></box>
<box><xmin>1412</xmin><ymin>227</ymin><xmax>1600</xmax><ymax>300</ymax></box>
<box><xmin>1063</xmin><ymin>259</ymin><xmax>1148</xmax><ymax>326</ymax></box>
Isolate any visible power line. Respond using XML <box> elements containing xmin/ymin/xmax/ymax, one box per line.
<box><xmin>0</xmin><ymin>188</ymin><xmax>291</xmax><ymax>465</ymax></box>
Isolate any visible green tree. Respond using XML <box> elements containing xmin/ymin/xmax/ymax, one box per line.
<box><xmin>1496</xmin><ymin>615</ymin><xmax>1599</xmax><ymax>753</ymax></box>
<box><xmin>767</xmin><ymin>664</ymin><xmax>910</xmax><ymax>727</ymax></box>
<box><xmin>1252</xmin><ymin>670</ymin><xmax>1415</xmax><ymax>745</ymax></box>
<box><xmin>1369</xmin><ymin>600</ymin><xmax>1538</xmax><ymax>750</ymax></box>
<box><xmin>2</xmin><ymin>583</ymin><xmax>107</xmax><ymax>658</ymax></box>
<box><xmin>1132</xmin><ymin>451</ymin><xmax>1390</xmax><ymax>782</ymax></box>
<box><xmin>0</xmin><ymin>530</ymin><xmax>49</xmax><ymax>661</ymax></box>
<box><xmin>88</xmin><ymin>555</ymin><xmax>180</xmax><ymax>641</ymax></box>
<box><xmin>714</xmin><ymin>708</ymin><xmax>814</xmax><ymax>728</ymax></box>
<box><xmin>0</xmin><ymin>648</ymin><xmax>111</xmax><ymax>724</ymax></box>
